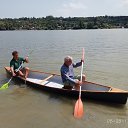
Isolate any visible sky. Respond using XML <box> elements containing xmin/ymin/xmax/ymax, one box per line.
<box><xmin>0</xmin><ymin>0</ymin><xmax>128</xmax><ymax>18</ymax></box>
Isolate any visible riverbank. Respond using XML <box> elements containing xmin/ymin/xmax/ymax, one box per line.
<box><xmin>0</xmin><ymin>16</ymin><xmax>128</xmax><ymax>30</ymax></box>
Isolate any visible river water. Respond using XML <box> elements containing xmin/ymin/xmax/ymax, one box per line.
<box><xmin>0</xmin><ymin>29</ymin><xmax>128</xmax><ymax>128</ymax></box>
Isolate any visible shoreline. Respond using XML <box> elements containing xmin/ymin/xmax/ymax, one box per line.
<box><xmin>0</xmin><ymin>16</ymin><xmax>128</xmax><ymax>31</ymax></box>
<box><xmin>0</xmin><ymin>28</ymin><xmax>128</xmax><ymax>32</ymax></box>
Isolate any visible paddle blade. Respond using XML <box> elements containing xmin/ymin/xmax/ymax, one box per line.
<box><xmin>74</xmin><ymin>98</ymin><xmax>84</xmax><ymax>118</ymax></box>
<box><xmin>0</xmin><ymin>83</ymin><xmax>9</xmax><ymax>90</ymax></box>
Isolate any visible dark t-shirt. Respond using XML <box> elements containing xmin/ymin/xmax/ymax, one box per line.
<box><xmin>10</xmin><ymin>57</ymin><xmax>25</xmax><ymax>70</ymax></box>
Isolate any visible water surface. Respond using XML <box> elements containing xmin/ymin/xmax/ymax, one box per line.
<box><xmin>0</xmin><ymin>29</ymin><xmax>128</xmax><ymax>128</ymax></box>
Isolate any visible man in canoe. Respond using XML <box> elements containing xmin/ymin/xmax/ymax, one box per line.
<box><xmin>61</xmin><ymin>56</ymin><xmax>86</xmax><ymax>89</ymax></box>
<box><xmin>10</xmin><ymin>51</ymin><xmax>29</xmax><ymax>79</ymax></box>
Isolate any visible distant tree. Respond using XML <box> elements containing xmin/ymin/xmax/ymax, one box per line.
<box><xmin>0</xmin><ymin>16</ymin><xmax>128</xmax><ymax>30</ymax></box>
<box><xmin>86</xmin><ymin>22</ymin><xmax>94</xmax><ymax>29</ymax></box>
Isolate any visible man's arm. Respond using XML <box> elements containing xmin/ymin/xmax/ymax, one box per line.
<box><xmin>61</xmin><ymin>69</ymin><xmax>80</xmax><ymax>85</ymax></box>
<box><xmin>61</xmin><ymin>67</ymin><xmax>76</xmax><ymax>84</ymax></box>
<box><xmin>65</xmin><ymin>74</ymin><xmax>82</xmax><ymax>85</ymax></box>
<box><xmin>20</xmin><ymin>57</ymin><xmax>29</xmax><ymax>63</ymax></box>
<box><xmin>10</xmin><ymin>61</ymin><xmax>16</xmax><ymax>76</ymax></box>
<box><xmin>10</xmin><ymin>67</ymin><xmax>16</xmax><ymax>76</ymax></box>
<box><xmin>73</xmin><ymin>61</ymin><xmax>82</xmax><ymax>68</ymax></box>
<box><xmin>66</xmin><ymin>75</ymin><xmax>76</xmax><ymax>84</ymax></box>
<box><xmin>73</xmin><ymin>58</ymin><xmax>84</xmax><ymax>68</ymax></box>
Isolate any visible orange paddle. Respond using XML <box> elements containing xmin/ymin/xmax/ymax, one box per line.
<box><xmin>74</xmin><ymin>48</ymin><xmax>84</xmax><ymax>118</ymax></box>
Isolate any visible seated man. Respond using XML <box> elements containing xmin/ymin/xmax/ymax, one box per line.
<box><xmin>60</xmin><ymin>56</ymin><xmax>86</xmax><ymax>89</ymax></box>
<box><xmin>10</xmin><ymin>51</ymin><xmax>29</xmax><ymax>79</ymax></box>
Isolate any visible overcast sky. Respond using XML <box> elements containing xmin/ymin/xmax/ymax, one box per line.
<box><xmin>0</xmin><ymin>0</ymin><xmax>128</xmax><ymax>18</ymax></box>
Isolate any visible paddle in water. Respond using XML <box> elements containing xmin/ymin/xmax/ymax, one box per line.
<box><xmin>74</xmin><ymin>48</ymin><xmax>84</xmax><ymax>118</ymax></box>
<box><xmin>0</xmin><ymin>61</ymin><xmax>24</xmax><ymax>90</ymax></box>
<box><xmin>0</xmin><ymin>77</ymin><xmax>13</xmax><ymax>90</ymax></box>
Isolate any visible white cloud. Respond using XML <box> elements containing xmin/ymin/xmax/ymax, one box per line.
<box><xmin>114</xmin><ymin>0</ymin><xmax>128</xmax><ymax>13</ymax></box>
<box><xmin>57</xmin><ymin>0</ymin><xmax>87</xmax><ymax>17</ymax></box>
<box><xmin>123</xmin><ymin>0</ymin><xmax>128</xmax><ymax>4</ymax></box>
<box><xmin>63</xmin><ymin>1</ymin><xmax>86</xmax><ymax>10</ymax></box>
<box><xmin>121</xmin><ymin>0</ymin><xmax>128</xmax><ymax>7</ymax></box>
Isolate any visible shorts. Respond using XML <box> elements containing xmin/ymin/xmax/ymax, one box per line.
<box><xmin>74</xmin><ymin>75</ymin><xmax>81</xmax><ymax>81</ymax></box>
<box><xmin>14</xmin><ymin>67</ymin><xmax>25</xmax><ymax>74</ymax></box>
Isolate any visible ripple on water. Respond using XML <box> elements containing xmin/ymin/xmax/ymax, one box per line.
<box><xmin>0</xmin><ymin>30</ymin><xmax>128</xmax><ymax>128</ymax></box>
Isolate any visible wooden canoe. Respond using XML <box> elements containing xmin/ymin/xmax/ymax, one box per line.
<box><xmin>5</xmin><ymin>67</ymin><xmax>128</xmax><ymax>104</ymax></box>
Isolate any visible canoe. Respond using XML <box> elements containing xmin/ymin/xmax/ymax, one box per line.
<box><xmin>5</xmin><ymin>67</ymin><xmax>128</xmax><ymax>104</ymax></box>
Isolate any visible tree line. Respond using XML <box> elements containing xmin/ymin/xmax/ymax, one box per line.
<box><xmin>0</xmin><ymin>16</ymin><xmax>128</xmax><ymax>30</ymax></box>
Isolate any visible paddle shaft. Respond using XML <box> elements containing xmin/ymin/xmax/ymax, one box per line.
<box><xmin>79</xmin><ymin>48</ymin><xmax>84</xmax><ymax>98</ymax></box>
<box><xmin>7</xmin><ymin>77</ymin><xmax>13</xmax><ymax>84</ymax></box>
<box><xmin>79</xmin><ymin>61</ymin><xmax>84</xmax><ymax>98</ymax></box>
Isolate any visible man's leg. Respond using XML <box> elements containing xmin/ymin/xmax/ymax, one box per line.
<box><xmin>63</xmin><ymin>81</ymin><xmax>73</xmax><ymax>89</ymax></box>
<box><xmin>73</xmin><ymin>75</ymin><xmax>86</xmax><ymax>90</ymax></box>
<box><xmin>24</xmin><ymin>67</ymin><xmax>29</xmax><ymax>79</ymax></box>
<box><xmin>75</xmin><ymin>74</ymin><xmax>86</xmax><ymax>82</ymax></box>
<box><xmin>82</xmin><ymin>74</ymin><xmax>86</xmax><ymax>82</ymax></box>
<box><xmin>73</xmin><ymin>79</ymin><xmax>80</xmax><ymax>90</ymax></box>
<box><xmin>18</xmin><ymin>67</ymin><xmax>29</xmax><ymax>79</ymax></box>
<box><xmin>16</xmin><ymin>70</ymin><xmax>24</xmax><ymax>77</ymax></box>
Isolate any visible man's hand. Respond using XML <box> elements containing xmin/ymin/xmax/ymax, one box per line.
<box><xmin>81</xmin><ymin>59</ymin><xmax>84</xmax><ymax>63</ymax></box>
<box><xmin>10</xmin><ymin>67</ymin><xmax>16</xmax><ymax>77</ymax></box>
<box><xmin>75</xmin><ymin>80</ymin><xmax>82</xmax><ymax>86</ymax></box>
<box><xmin>12</xmin><ymin>72</ymin><xmax>16</xmax><ymax>77</ymax></box>
<box><xmin>25</xmin><ymin>57</ymin><xmax>29</xmax><ymax>63</ymax></box>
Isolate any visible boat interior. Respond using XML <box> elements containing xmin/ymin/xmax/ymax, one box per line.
<box><xmin>6</xmin><ymin>67</ymin><xmax>128</xmax><ymax>92</ymax></box>
<box><xmin>26</xmin><ymin>70</ymin><xmax>111</xmax><ymax>92</ymax></box>
<box><xmin>4</xmin><ymin>66</ymin><xmax>128</xmax><ymax>93</ymax></box>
